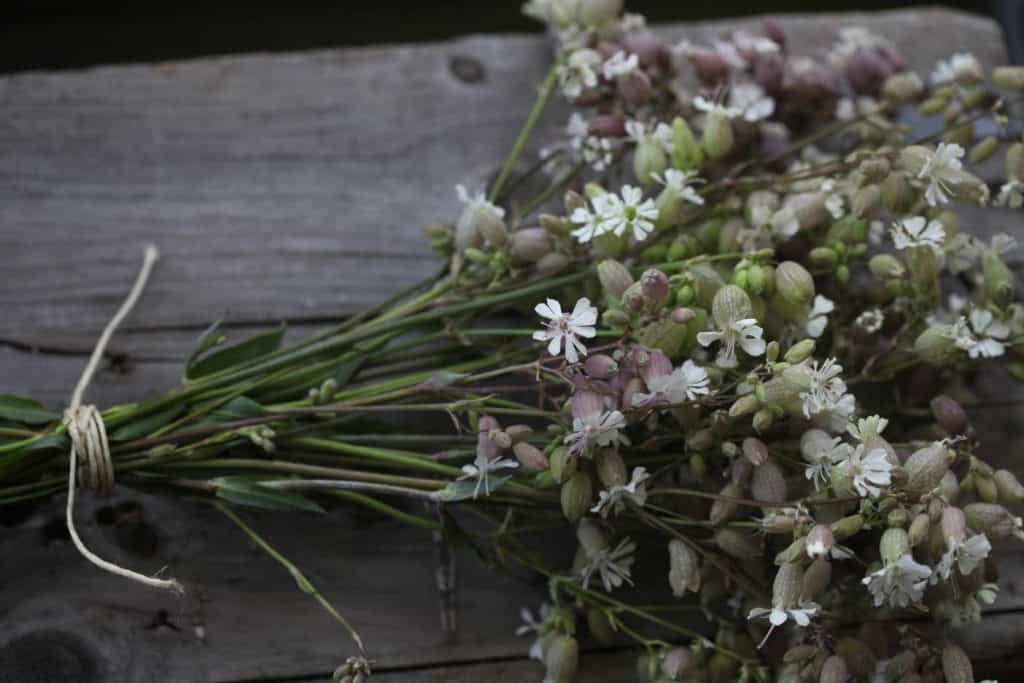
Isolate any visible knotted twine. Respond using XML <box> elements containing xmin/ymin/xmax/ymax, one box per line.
<box><xmin>64</xmin><ymin>244</ymin><xmax>183</xmax><ymax>594</ymax></box>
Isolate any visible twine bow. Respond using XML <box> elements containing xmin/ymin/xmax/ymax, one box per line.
<box><xmin>64</xmin><ymin>245</ymin><xmax>183</xmax><ymax>594</ymax></box>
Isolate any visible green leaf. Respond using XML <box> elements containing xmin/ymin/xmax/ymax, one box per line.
<box><xmin>214</xmin><ymin>477</ymin><xmax>324</xmax><ymax>513</ymax></box>
<box><xmin>0</xmin><ymin>395</ymin><xmax>59</xmax><ymax>425</ymax></box>
<box><xmin>333</xmin><ymin>356</ymin><xmax>366</xmax><ymax>387</ymax></box>
<box><xmin>185</xmin><ymin>315</ymin><xmax>227</xmax><ymax>367</ymax></box>
<box><xmin>108</xmin><ymin>405</ymin><xmax>183</xmax><ymax>442</ymax></box>
<box><xmin>195</xmin><ymin>397</ymin><xmax>267</xmax><ymax>427</ymax></box>
<box><xmin>186</xmin><ymin>324</ymin><xmax>286</xmax><ymax>380</ymax></box>
<box><xmin>437</xmin><ymin>475</ymin><xmax>511</xmax><ymax>502</ymax></box>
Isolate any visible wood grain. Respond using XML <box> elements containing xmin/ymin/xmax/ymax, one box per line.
<box><xmin>0</xmin><ymin>7</ymin><xmax>1020</xmax><ymax>683</ymax></box>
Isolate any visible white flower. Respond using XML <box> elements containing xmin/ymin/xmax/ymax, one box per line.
<box><xmin>931</xmin><ymin>52</ymin><xmax>982</xmax><ymax>84</ymax></box>
<box><xmin>949</xmin><ymin>309</ymin><xmax>1010</xmax><ymax>359</ymax></box>
<box><xmin>936</xmin><ymin>533</ymin><xmax>992</xmax><ymax>581</ymax></box>
<box><xmin>712</xmin><ymin>39</ymin><xmax>747</xmax><ymax>69</ymax></box>
<box><xmin>697</xmin><ymin>318</ymin><xmax>766</xmax><ymax>368</ymax></box>
<box><xmin>996</xmin><ymin>179</ymin><xmax>1024</xmax><ymax>208</ymax></box>
<box><xmin>602</xmin><ymin>50</ymin><xmax>639</xmax><ymax>80</ymax></box>
<box><xmin>732</xmin><ymin>30</ymin><xmax>780</xmax><ymax>56</ymax></box>
<box><xmin>692</xmin><ymin>95</ymin><xmax>741</xmax><ymax>119</ymax></box>
<box><xmin>522</xmin><ymin>0</ymin><xmax>579</xmax><ymax>26</ymax></box>
<box><xmin>632</xmin><ymin>360</ymin><xmax>711</xmax><ymax>407</ymax></box>
<box><xmin>570</xmin><ymin>196</ymin><xmax>612</xmax><ymax>243</ymax></box>
<box><xmin>729</xmin><ymin>82</ymin><xmax>775</xmax><ymax>122</ymax></box>
<box><xmin>801</xmin><ymin>432</ymin><xmax>853</xmax><ymax>491</ymax></box>
<box><xmin>455</xmin><ymin>184</ymin><xmax>506</xmax><ymax>234</ymax></box>
<box><xmin>806</xmin><ymin>295</ymin><xmax>835</xmax><ymax>338</ymax></box>
<box><xmin>651</xmin><ymin>121</ymin><xmax>675</xmax><ymax>153</ymax></box>
<box><xmin>855</xmin><ymin>308</ymin><xmax>884</xmax><ymax>333</ymax></box>
<box><xmin>533</xmin><ymin>297</ymin><xmax>598</xmax><ymax>363</ymax></box>
<box><xmin>820</xmin><ymin>179</ymin><xmax>845</xmax><ymax>220</ymax></box>
<box><xmin>890</xmin><ymin>215</ymin><xmax>945</xmax><ymax>251</ymax></box>
<box><xmin>651</xmin><ymin>169</ymin><xmax>705</xmax><ymax>206</ymax></box>
<box><xmin>558</xmin><ymin>48</ymin><xmax>602</xmax><ymax>98</ymax></box>
<box><xmin>599</xmin><ymin>185</ymin><xmax>659</xmax><ymax>241</ymax></box>
<box><xmin>459</xmin><ymin>455</ymin><xmax>519</xmax><ymax>499</ymax></box>
<box><xmin>580</xmin><ymin>537</ymin><xmax>636</xmax><ymax>592</ymax></box>
<box><xmin>747</xmin><ymin>603</ymin><xmax>819</xmax><ymax>649</ymax></box>
<box><xmin>591</xmin><ymin>467</ymin><xmax>651</xmax><ymax>518</ymax></box>
<box><xmin>770</xmin><ymin>206</ymin><xmax>800</xmax><ymax>239</ymax></box>
<box><xmin>843</xmin><ymin>445</ymin><xmax>893</xmax><ymax>498</ymax></box>
<box><xmin>515</xmin><ymin>603</ymin><xmax>551</xmax><ymax>661</ymax></box>
<box><xmin>829</xmin><ymin>26</ymin><xmax>893</xmax><ymax>65</ymax></box>
<box><xmin>862</xmin><ymin>554</ymin><xmax>932</xmax><ymax>608</ymax></box>
<box><xmin>945</xmin><ymin>232</ymin><xmax>983</xmax><ymax>274</ymax></box>
<box><xmin>799</xmin><ymin>358</ymin><xmax>850</xmax><ymax>419</ymax></box>
<box><xmin>566</xmin><ymin>112</ymin><xmax>589</xmax><ymax>148</ymax></box>
<box><xmin>565</xmin><ymin>409</ymin><xmax>629</xmax><ymax>456</ymax></box>
<box><xmin>581</xmin><ymin>135</ymin><xmax>616</xmax><ymax>171</ymax></box>
<box><xmin>918</xmin><ymin>142</ymin><xmax>965</xmax><ymax>206</ymax></box>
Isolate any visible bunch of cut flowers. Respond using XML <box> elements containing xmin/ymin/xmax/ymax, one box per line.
<box><xmin>5</xmin><ymin>1</ymin><xmax>1024</xmax><ymax>681</ymax></box>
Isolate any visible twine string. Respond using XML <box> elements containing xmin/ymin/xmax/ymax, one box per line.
<box><xmin>64</xmin><ymin>244</ymin><xmax>183</xmax><ymax>594</ymax></box>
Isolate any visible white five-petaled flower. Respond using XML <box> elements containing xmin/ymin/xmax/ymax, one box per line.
<box><xmin>580</xmin><ymin>537</ymin><xmax>637</xmax><ymax>592</ymax></box>
<box><xmin>728</xmin><ymin>82</ymin><xmax>775</xmax><ymax>122</ymax></box>
<box><xmin>855</xmin><ymin>308</ymin><xmax>885</xmax><ymax>334</ymax></box>
<box><xmin>770</xmin><ymin>206</ymin><xmax>800</xmax><ymax>240</ymax></box>
<box><xmin>862</xmin><ymin>554</ymin><xmax>932</xmax><ymax>608</ymax></box>
<box><xmin>935</xmin><ymin>533</ymin><xmax>992</xmax><ymax>581</ymax></box>
<box><xmin>533</xmin><ymin>298</ymin><xmax>598</xmax><ymax>364</ymax></box>
<box><xmin>651</xmin><ymin>169</ymin><xmax>705</xmax><ymax>206</ymax></box>
<box><xmin>799</xmin><ymin>358</ymin><xmax>851</xmax><ymax>420</ymax></box>
<box><xmin>806</xmin><ymin>295</ymin><xmax>835</xmax><ymax>338</ymax></box>
<box><xmin>458</xmin><ymin>454</ymin><xmax>519</xmax><ymax>499</ymax></box>
<box><xmin>697</xmin><ymin>318</ymin><xmax>766</xmax><ymax>368</ymax></box>
<box><xmin>948</xmin><ymin>309</ymin><xmax>1011</xmax><ymax>359</ymax></box>
<box><xmin>602</xmin><ymin>50</ymin><xmax>639</xmax><ymax>80</ymax></box>
<box><xmin>890</xmin><ymin>215</ymin><xmax>946</xmax><ymax>251</ymax></box>
<box><xmin>801</xmin><ymin>431</ymin><xmax>853</xmax><ymax>491</ymax></box>
<box><xmin>591</xmin><ymin>467</ymin><xmax>651</xmax><ymax>518</ymax></box>
<box><xmin>558</xmin><ymin>48</ymin><xmax>602</xmax><ymax>99</ymax></box>
<box><xmin>820</xmin><ymin>179</ymin><xmax>845</xmax><ymax>220</ymax></box>
<box><xmin>566</xmin><ymin>409</ymin><xmax>629</xmax><ymax>456</ymax></box>
<box><xmin>996</xmin><ymin>179</ymin><xmax>1024</xmax><ymax>209</ymax></box>
<box><xmin>844</xmin><ymin>444</ymin><xmax>893</xmax><ymax>498</ymax></box>
<box><xmin>600</xmin><ymin>185</ymin><xmax>659</xmax><ymax>241</ymax></box>
<box><xmin>692</xmin><ymin>95</ymin><xmax>742</xmax><ymax>119</ymax></box>
<box><xmin>570</xmin><ymin>195</ymin><xmax>612</xmax><ymax>243</ymax></box>
<box><xmin>931</xmin><ymin>52</ymin><xmax>983</xmax><ymax>85</ymax></box>
<box><xmin>918</xmin><ymin>142</ymin><xmax>965</xmax><ymax>206</ymax></box>
<box><xmin>747</xmin><ymin>603</ymin><xmax>819</xmax><ymax>649</ymax></box>
<box><xmin>632</xmin><ymin>360</ymin><xmax>711</xmax><ymax>408</ymax></box>
<box><xmin>515</xmin><ymin>603</ymin><xmax>551</xmax><ymax>661</ymax></box>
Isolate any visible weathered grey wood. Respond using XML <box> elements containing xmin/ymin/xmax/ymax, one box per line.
<box><xmin>0</xmin><ymin>7</ymin><xmax>1020</xmax><ymax>683</ymax></box>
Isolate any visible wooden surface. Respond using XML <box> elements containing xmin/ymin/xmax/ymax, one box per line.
<box><xmin>0</xmin><ymin>7</ymin><xmax>1020</xmax><ymax>682</ymax></box>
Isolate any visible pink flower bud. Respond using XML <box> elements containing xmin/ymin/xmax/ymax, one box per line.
<box><xmin>689</xmin><ymin>48</ymin><xmax>730</xmax><ymax>86</ymax></box>
<box><xmin>806</xmin><ymin>524</ymin><xmax>835</xmax><ymax>558</ymax></box>
<box><xmin>640</xmin><ymin>268</ymin><xmax>670</xmax><ymax>305</ymax></box>
<box><xmin>753</xmin><ymin>54</ymin><xmax>785</xmax><ymax>95</ymax></box>
<box><xmin>930</xmin><ymin>395</ymin><xmax>970</xmax><ymax>436</ymax></box>
<box><xmin>585</xmin><ymin>354</ymin><xmax>619</xmax><ymax>379</ymax></box>
<box><xmin>731</xmin><ymin>457</ymin><xmax>753</xmax><ymax>484</ymax></box>
<box><xmin>846</xmin><ymin>48</ymin><xmax>894</xmax><ymax>95</ymax></box>
<box><xmin>589</xmin><ymin>113</ymin><xmax>627</xmax><ymax>138</ymax></box>
<box><xmin>623</xmin><ymin>31</ymin><xmax>668</xmax><ymax>70</ymax></box>
<box><xmin>572</xmin><ymin>390</ymin><xmax>606</xmax><ymax>420</ymax></box>
<box><xmin>639</xmin><ymin>350</ymin><xmax>672</xmax><ymax>385</ymax></box>
<box><xmin>761</xmin><ymin>18</ymin><xmax>786</xmax><ymax>47</ymax></box>
<box><xmin>617</xmin><ymin>69</ymin><xmax>653</xmax><ymax>108</ymax></box>
<box><xmin>670</xmin><ymin>307</ymin><xmax>696</xmax><ymax>324</ymax></box>
<box><xmin>742</xmin><ymin>437</ymin><xmax>769</xmax><ymax>466</ymax></box>
<box><xmin>513</xmin><ymin>442</ymin><xmax>550</xmax><ymax>472</ymax></box>
<box><xmin>941</xmin><ymin>506</ymin><xmax>968</xmax><ymax>545</ymax></box>
<box><xmin>476</xmin><ymin>415</ymin><xmax>501</xmax><ymax>462</ymax></box>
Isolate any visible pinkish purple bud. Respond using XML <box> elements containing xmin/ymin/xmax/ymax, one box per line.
<box><xmin>640</xmin><ymin>268</ymin><xmax>670</xmax><ymax>305</ymax></box>
<box><xmin>476</xmin><ymin>415</ymin><xmax>501</xmax><ymax>462</ymax></box>
<box><xmin>753</xmin><ymin>54</ymin><xmax>785</xmax><ymax>96</ymax></box>
<box><xmin>513</xmin><ymin>442</ymin><xmax>550</xmax><ymax>472</ymax></box>
<box><xmin>621</xmin><ymin>376</ymin><xmax>645</xmax><ymax>412</ymax></box>
<box><xmin>930</xmin><ymin>395</ymin><xmax>970</xmax><ymax>436</ymax></box>
<box><xmin>689</xmin><ymin>48</ymin><xmax>730</xmax><ymax>86</ymax></box>
<box><xmin>572</xmin><ymin>390</ymin><xmax>605</xmax><ymax>420</ymax></box>
<box><xmin>589</xmin><ymin>113</ymin><xmax>627</xmax><ymax>138</ymax></box>
<box><xmin>640</xmin><ymin>350</ymin><xmax>673</xmax><ymax>385</ymax></box>
<box><xmin>761</xmin><ymin>18</ymin><xmax>786</xmax><ymax>47</ymax></box>
<box><xmin>617</xmin><ymin>69</ymin><xmax>654</xmax><ymax>108</ymax></box>
<box><xmin>623</xmin><ymin>31</ymin><xmax>668</xmax><ymax>70</ymax></box>
<box><xmin>670</xmin><ymin>307</ymin><xmax>696</xmax><ymax>324</ymax></box>
<box><xmin>846</xmin><ymin>48</ymin><xmax>894</xmax><ymax>95</ymax></box>
<box><xmin>941</xmin><ymin>506</ymin><xmax>968</xmax><ymax>545</ymax></box>
<box><xmin>731</xmin><ymin>457</ymin><xmax>753</xmax><ymax>484</ymax></box>
<box><xmin>806</xmin><ymin>524</ymin><xmax>835</xmax><ymax>558</ymax></box>
<box><xmin>742</xmin><ymin>437</ymin><xmax>769</xmax><ymax>466</ymax></box>
<box><xmin>595</xmin><ymin>40</ymin><xmax>622</xmax><ymax>61</ymax></box>
<box><xmin>585</xmin><ymin>354</ymin><xmax>619</xmax><ymax>379</ymax></box>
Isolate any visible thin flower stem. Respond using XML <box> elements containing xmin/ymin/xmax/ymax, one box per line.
<box><xmin>489</xmin><ymin>62</ymin><xmax>560</xmax><ymax>203</ymax></box>
<box><xmin>215</xmin><ymin>502</ymin><xmax>368</xmax><ymax>657</ymax></box>
<box><xmin>321</xmin><ymin>489</ymin><xmax>441</xmax><ymax>531</ymax></box>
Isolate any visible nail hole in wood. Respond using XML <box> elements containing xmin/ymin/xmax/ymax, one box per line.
<box><xmin>0</xmin><ymin>630</ymin><xmax>99</xmax><ymax>683</ymax></box>
<box><xmin>449</xmin><ymin>55</ymin><xmax>486</xmax><ymax>84</ymax></box>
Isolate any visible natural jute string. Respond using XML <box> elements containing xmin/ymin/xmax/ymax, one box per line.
<box><xmin>64</xmin><ymin>244</ymin><xmax>184</xmax><ymax>593</ymax></box>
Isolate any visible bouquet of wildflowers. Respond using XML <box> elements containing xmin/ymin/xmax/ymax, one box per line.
<box><xmin>4</xmin><ymin>1</ymin><xmax>1024</xmax><ymax>681</ymax></box>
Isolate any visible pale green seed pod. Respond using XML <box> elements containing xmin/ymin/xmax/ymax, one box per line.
<box><xmin>774</xmin><ymin>536</ymin><xmax>807</xmax><ymax>565</ymax></box>
<box><xmin>964</xmin><ymin>502</ymin><xmax>1023</xmax><ymax>539</ymax></box>
<box><xmin>881</xmin><ymin>172</ymin><xmax>916</xmax><ymax>213</ymax></box>
<box><xmin>549</xmin><ymin>447</ymin><xmax>575</xmax><ymax>484</ymax></box>
<box><xmin>784</xmin><ymin>339</ymin><xmax>816</xmax><ymax>364</ymax></box>
<box><xmin>714</xmin><ymin>528</ymin><xmax>760</xmax><ymax>560</ymax></box>
<box><xmin>561</xmin><ymin>472</ymin><xmax>594</xmax><ymax>522</ymax></box>
<box><xmin>831</xmin><ymin>514</ymin><xmax>864</xmax><ymax>541</ymax></box>
<box><xmin>869</xmin><ymin>253</ymin><xmax>906</xmax><ymax>279</ymax></box>
<box><xmin>969</xmin><ymin>136</ymin><xmax>999</xmax><ymax>164</ymax></box>
<box><xmin>710</xmin><ymin>481</ymin><xmax>744</xmax><ymax>525</ymax></box>
<box><xmin>976</xmin><ymin>474</ymin><xmax>999</xmax><ymax>503</ymax></box>
<box><xmin>775</xmin><ymin>261</ymin><xmax>815</xmax><ymax>304</ymax></box>
<box><xmin>579</xmin><ymin>0</ymin><xmax>623</xmax><ymax>26</ymax></box>
<box><xmin>919</xmin><ymin>95</ymin><xmax>949</xmax><ymax>116</ymax></box>
<box><xmin>993</xmin><ymin>65</ymin><xmax>1024</xmax><ymax>89</ymax></box>
<box><xmin>880</xmin><ymin>527</ymin><xmax>911</xmax><ymax>565</ymax></box>
<box><xmin>982</xmin><ymin>250</ymin><xmax>1015</xmax><ymax>307</ymax></box>
<box><xmin>1007</xmin><ymin>142</ymin><xmax>1024</xmax><ymax>180</ymax></box>
<box><xmin>508</xmin><ymin>227</ymin><xmax>552</xmax><ymax>262</ymax></box>
<box><xmin>913</xmin><ymin>324</ymin><xmax>957</xmax><ymax>366</ymax></box>
<box><xmin>751</xmin><ymin>459</ymin><xmax>787</xmax><ymax>504</ymax></box>
<box><xmin>940</xmin><ymin>642</ymin><xmax>974</xmax><ymax>683</ymax></box>
<box><xmin>773</xmin><ymin>562</ymin><xmax>804</xmax><ymax>608</ymax></box>
<box><xmin>802</xmin><ymin>556</ymin><xmax>832</xmax><ymax>602</ymax></box>
<box><xmin>809</xmin><ymin>246</ymin><xmax>837</xmax><ymax>267</ymax></box>
<box><xmin>994</xmin><ymin>469</ymin><xmax>1024</xmax><ymax>504</ymax></box>
<box><xmin>882</xmin><ymin>71</ymin><xmax>924</xmax><ymax>103</ymax></box>
<box><xmin>729</xmin><ymin>393</ymin><xmax>760</xmax><ymax>418</ymax></box>
<box><xmin>597</xmin><ymin>259</ymin><xmax>634</xmax><ymax>300</ymax></box>
<box><xmin>634</xmin><ymin>135</ymin><xmax>668</xmax><ymax>185</ymax></box>
<box><xmin>587</xmin><ymin>608</ymin><xmax>616</xmax><ymax>645</ymax></box>
<box><xmin>671</xmin><ymin>116</ymin><xmax>702</xmax><ymax>170</ymax></box>
<box><xmin>904</xmin><ymin>444</ymin><xmax>952</xmax><ymax>498</ymax></box>
<box><xmin>668</xmin><ymin>538</ymin><xmax>702</xmax><ymax>597</ymax></box>
<box><xmin>909</xmin><ymin>513</ymin><xmax>931</xmax><ymax>547</ymax></box>
<box><xmin>703</xmin><ymin>110</ymin><xmax>734</xmax><ymax>160</ymax></box>
<box><xmin>544</xmin><ymin>635</ymin><xmax>579</xmax><ymax>683</ymax></box>
<box><xmin>853</xmin><ymin>185</ymin><xmax>882</xmax><ymax>218</ymax></box>
<box><xmin>753</xmin><ymin>408</ymin><xmax>774</xmax><ymax>433</ymax></box>
<box><xmin>819</xmin><ymin>655</ymin><xmax>849</xmax><ymax>683</ymax></box>
<box><xmin>636</xmin><ymin>317</ymin><xmax>688</xmax><ymax>358</ymax></box>
<box><xmin>711</xmin><ymin>284</ymin><xmax>753</xmax><ymax>327</ymax></box>
<box><xmin>596</xmin><ymin>448</ymin><xmax>627</xmax><ymax>488</ymax></box>
<box><xmin>513</xmin><ymin>442</ymin><xmax>549</xmax><ymax>472</ymax></box>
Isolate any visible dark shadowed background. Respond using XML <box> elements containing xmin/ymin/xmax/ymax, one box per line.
<box><xmin>2</xmin><ymin>0</ymin><xmax>1022</xmax><ymax>74</ymax></box>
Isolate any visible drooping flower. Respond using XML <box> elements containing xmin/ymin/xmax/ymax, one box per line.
<box><xmin>843</xmin><ymin>444</ymin><xmax>893</xmax><ymax>498</ymax></box>
<box><xmin>697</xmin><ymin>318</ymin><xmax>766</xmax><ymax>368</ymax></box>
<box><xmin>936</xmin><ymin>533</ymin><xmax>992</xmax><ymax>581</ymax></box>
<box><xmin>570</xmin><ymin>196</ymin><xmax>613</xmax><ymax>243</ymax></box>
<box><xmin>805</xmin><ymin>295</ymin><xmax>835</xmax><ymax>338</ymax></box>
<box><xmin>799</xmin><ymin>358</ymin><xmax>852</xmax><ymax>420</ymax></box>
<box><xmin>533</xmin><ymin>298</ymin><xmax>598</xmax><ymax>364</ymax></box>
<box><xmin>692</xmin><ymin>95</ymin><xmax>742</xmax><ymax>119</ymax></box>
<box><xmin>565</xmin><ymin>409</ymin><xmax>629</xmax><ymax>456</ymax></box>
<box><xmin>931</xmin><ymin>52</ymin><xmax>983</xmax><ymax>84</ymax></box>
<box><xmin>747</xmin><ymin>604</ymin><xmax>819</xmax><ymax>649</ymax></box>
<box><xmin>599</xmin><ymin>185</ymin><xmax>659</xmax><ymax>241</ymax></box>
<box><xmin>890</xmin><ymin>215</ymin><xmax>945</xmax><ymax>251</ymax></box>
<box><xmin>558</xmin><ymin>48</ymin><xmax>602</xmax><ymax>98</ymax></box>
<box><xmin>800</xmin><ymin>430</ymin><xmax>853</xmax><ymax>491</ymax></box>
<box><xmin>458</xmin><ymin>454</ymin><xmax>519</xmax><ymax>499</ymax></box>
<box><xmin>917</xmin><ymin>142</ymin><xmax>965</xmax><ymax>206</ymax></box>
<box><xmin>862</xmin><ymin>553</ymin><xmax>932</xmax><ymax>608</ymax></box>
<box><xmin>580</xmin><ymin>537</ymin><xmax>637</xmax><ymax>592</ymax></box>
<box><xmin>515</xmin><ymin>603</ymin><xmax>551</xmax><ymax>661</ymax></box>
<box><xmin>820</xmin><ymin>179</ymin><xmax>845</xmax><ymax>220</ymax></box>
<box><xmin>651</xmin><ymin>169</ymin><xmax>705</xmax><ymax>206</ymax></box>
<box><xmin>602</xmin><ymin>50</ymin><xmax>640</xmax><ymax>80</ymax></box>
<box><xmin>948</xmin><ymin>309</ymin><xmax>1011</xmax><ymax>359</ymax></box>
<box><xmin>995</xmin><ymin>179</ymin><xmax>1024</xmax><ymax>208</ymax></box>
<box><xmin>632</xmin><ymin>360</ymin><xmax>711</xmax><ymax>407</ymax></box>
<box><xmin>729</xmin><ymin>82</ymin><xmax>775</xmax><ymax>122</ymax></box>
<box><xmin>591</xmin><ymin>467</ymin><xmax>651</xmax><ymax>518</ymax></box>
